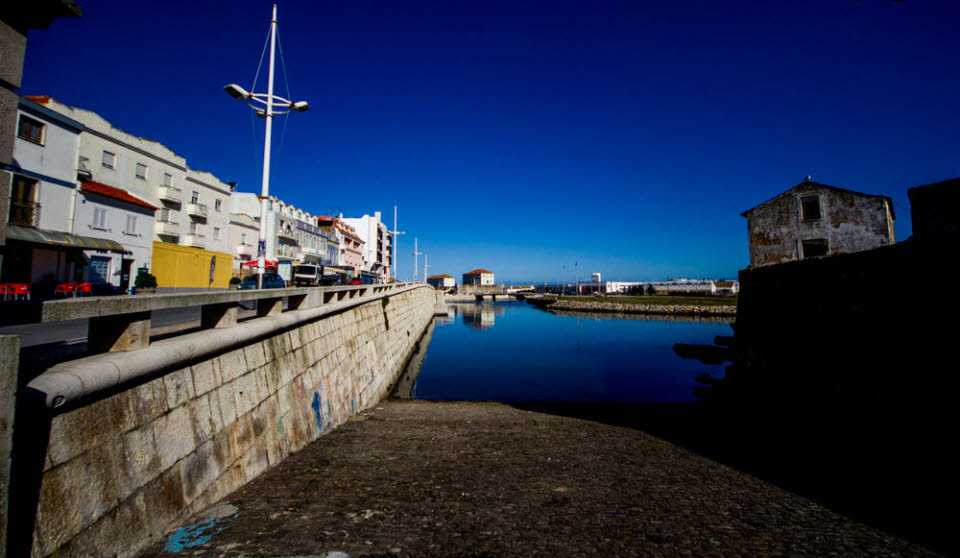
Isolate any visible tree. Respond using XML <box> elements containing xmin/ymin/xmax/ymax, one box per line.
<box><xmin>645</xmin><ymin>284</ymin><xmax>656</xmax><ymax>296</ymax></box>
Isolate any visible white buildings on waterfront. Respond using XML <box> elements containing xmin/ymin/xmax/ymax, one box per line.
<box><xmin>463</xmin><ymin>269</ymin><xmax>494</xmax><ymax>286</ymax></box>
<box><xmin>2</xmin><ymin>94</ymin><xmax>406</xmax><ymax>291</ymax></box>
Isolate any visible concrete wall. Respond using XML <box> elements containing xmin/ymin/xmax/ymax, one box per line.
<box><xmin>731</xmin><ymin>231</ymin><xmax>958</xmax><ymax>404</ymax></box>
<box><xmin>27</xmin><ymin>286</ymin><xmax>438</xmax><ymax>557</ymax></box>
<box><xmin>744</xmin><ymin>183</ymin><xmax>894</xmax><ymax>268</ymax></box>
<box><xmin>0</xmin><ymin>336</ymin><xmax>19</xmax><ymax>558</ymax></box>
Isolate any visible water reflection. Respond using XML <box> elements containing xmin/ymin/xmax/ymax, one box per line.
<box><xmin>450</xmin><ymin>302</ymin><xmax>505</xmax><ymax>330</ymax></box>
<box><xmin>400</xmin><ymin>300</ymin><xmax>732</xmax><ymax>402</ymax></box>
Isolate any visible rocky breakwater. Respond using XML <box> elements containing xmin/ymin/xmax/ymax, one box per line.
<box><xmin>529</xmin><ymin>297</ymin><xmax>736</xmax><ymax>317</ymax></box>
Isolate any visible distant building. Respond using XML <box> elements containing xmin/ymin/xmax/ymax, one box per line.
<box><xmin>907</xmin><ymin>177</ymin><xmax>960</xmax><ymax>240</ymax></box>
<box><xmin>741</xmin><ymin>180</ymin><xmax>895</xmax><ymax>268</ymax></box>
<box><xmin>463</xmin><ymin>268</ymin><xmax>494</xmax><ymax>286</ymax></box>
<box><xmin>427</xmin><ymin>274</ymin><xmax>455</xmax><ymax>288</ymax></box>
<box><xmin>342</xmin><ymin>211</ymin><xmax>391</xmax><ymax>280</ymax></box>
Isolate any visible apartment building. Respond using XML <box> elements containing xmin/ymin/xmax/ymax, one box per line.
<box><xmin>31</xmin><ymin>96</ymin><xmax>234</xmax><ymax>290</ymax></box>
<box><xmin>342</xmin><ymin>211</ymin><xmax>391</xmax><ymax>280</ymax></box>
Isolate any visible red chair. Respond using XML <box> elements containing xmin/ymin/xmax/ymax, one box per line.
<box><xmin>76</xmin><ymin>282</ymin><xmax>93</xmax><ymax>296</ymax></box>
<box><xmin>55</xmin><ymin>282</ymin><xmax>77</xmax><ymax>298</ymax></box>
<box><xmin>10</xmin><ymin>283</ymin><xmax>31</xmax><ymax>301</ymax></box>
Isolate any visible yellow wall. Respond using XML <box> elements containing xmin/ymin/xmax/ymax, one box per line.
<box><xmin>151</xmin><ymin>242</ymin><xmax>233</xmax><ymax>289</ymax></box>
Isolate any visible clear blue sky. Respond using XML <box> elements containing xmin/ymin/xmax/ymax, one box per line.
<box><xmin>21</xmin><ymin>0</ymin><xmax>960</xmax><ymax>282</ymax></box>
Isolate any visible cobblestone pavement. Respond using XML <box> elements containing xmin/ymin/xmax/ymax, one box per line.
<box><xmin>140</xmin><ymin>401</ymin><xmax>937</xmax><ymax>557</ymax></box>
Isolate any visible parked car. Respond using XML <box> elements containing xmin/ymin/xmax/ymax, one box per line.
<box><xmin>238</xmin><ymin>273</ymin><xmax>286</xmax><ymax>290</ymax></box>
<box><xmin>349</xmin><ymin>279</ymin><xmax>363</xmax><ymax>285</ymax></box>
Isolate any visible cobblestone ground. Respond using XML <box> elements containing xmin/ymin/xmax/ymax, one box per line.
<box><xmin>140</xmin><ymin>401</ymin><xmax>937</xmax><ymax>557</ymax></box>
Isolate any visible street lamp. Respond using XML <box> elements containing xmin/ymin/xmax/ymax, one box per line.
<box><xmin>224</xmin><ymin>4</ymin><xmax>309</xmax><ymax>288</ymax></box>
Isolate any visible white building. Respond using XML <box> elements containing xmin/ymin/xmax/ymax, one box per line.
<box><xmin>342</xmin><ymin>211</ymin><xmax>392</xmax><ymax>280</ymax></box>
<box><xmin>463</xmin><ymin>269</ymin><xmax>494</xmax><ymax>286</ymax></box>
<box><xmin>3</xmin><ymin>96</ymin><xmax>143</xmax><ymax>291</ymax></box>
<box><xmin>427</xmin><ymin>274</ymin><xmax>455</xmax><ymax>288</ymax></box>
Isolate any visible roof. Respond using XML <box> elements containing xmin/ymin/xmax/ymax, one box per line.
<box><xmin>908</xmin><ymin>177</ymin><xmax>960</xmax><ymax>195</ymax></box>
<box><xmin>81</xmin><ymin>181</ymin><xmax>158</xmax><ymax>210</ymax></box>
<box><xmin>741</xmin><ymin>181</ymin><xmax>895</xmax><ymax>219</ymax></box>
<box><xmin>428</xmin><ymin>274</ymin><xmax>454</xmax><ymax>280</ymax></box>
<box><xmin>464</xmin><ymin>269</ymin><xmax>493</xmax><ymax>275</ymax></box>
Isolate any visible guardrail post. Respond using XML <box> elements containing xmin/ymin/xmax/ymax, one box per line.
<box><xmin>257</xmin><ymin>297</ymin><xmax>282</xmax><ymax>317</ymax></box>
<box><xmin>88</xmin><ymin>311</ymin><xmax>151</xmax><ymax>353</ymax></box>
<box><xmin>201</xmin><ymin>302</ymin><xmax>238</xmax><ymax>329</ymax></box>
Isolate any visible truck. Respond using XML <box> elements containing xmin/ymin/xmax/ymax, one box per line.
<box><xmin>293</xmin><ymin>264</ymin><xmax>322</xmax><ymax>287</ymax></box>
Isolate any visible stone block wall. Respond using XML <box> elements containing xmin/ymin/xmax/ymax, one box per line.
<box><xmin>30</xmin><ymin>287</ymin><xmax>437</xmax><ymax>557</ymax></box>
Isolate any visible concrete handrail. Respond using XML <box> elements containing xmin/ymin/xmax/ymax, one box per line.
<box><xmin>27</xmin><ymin>283</ymin><xmax>435</xmax><ymax>409</ymax></box>
<box><xmin>39</xmin><ymin>283</ymin><xmax>416</xmax><ymax>322</ymax></box>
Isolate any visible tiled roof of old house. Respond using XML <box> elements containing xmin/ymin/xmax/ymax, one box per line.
<box><xmin>428</xmin><ymin>274</ymin><xmax>454</xmax><ymax>280</ymax></box>
<box><xmin>464</xmin><ymin>269</ymin><xmax>493</xmax><ymax>275</ymax></box>
<box><xmin>81</xmin><ymin>181</ymin><xmax>158</xmax><ymax>210</ymax></box>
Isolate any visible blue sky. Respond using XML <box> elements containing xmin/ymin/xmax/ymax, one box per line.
<box><xmin>21</xmin><ymin>0</ymin><xmax>960</xmax><ymax>282</ymax></box>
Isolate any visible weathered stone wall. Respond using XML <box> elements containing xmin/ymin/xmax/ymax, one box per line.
<box><xmin>535</xmin><ymin>299</ymin><xmax>736</xmax><ymax>317</ymax></box>
<box><xmin>745</xmin><ymin>183</ymin><xmax>894</xmax><ymax>268</ymax></box>
<box><xmin>29</xmin><ymin>286</ymin><xmax>438</xmax><ymax>557</ymax></box>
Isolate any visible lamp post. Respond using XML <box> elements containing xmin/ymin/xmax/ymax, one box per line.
<box><xmin>224</xmin><ymin>4</ymin><xmax>309</xmax><ymax>288</ymax></box>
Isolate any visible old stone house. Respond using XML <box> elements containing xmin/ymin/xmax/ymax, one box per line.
<box><xmin>741</xmin><ymin>180</ymin><xmax>895</xmax><ymax>268</ymax></box>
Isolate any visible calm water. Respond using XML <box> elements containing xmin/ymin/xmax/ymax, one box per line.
<box><xmin>406</xmin><ymin>300</ymin><xmax>733</xmax><ymax>402</ymax></box>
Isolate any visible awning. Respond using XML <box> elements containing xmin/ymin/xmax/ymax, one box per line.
<box><xmin>6</xmin><ymin>225</ymin><xmax>126</xmax><ymax>252</ymax></box>
<box><xmin>322</xmin><ymin>265</ymin><xmax>350</xmax><ymax>274</ymax></box>
<box><xmin>242</xmin><ymin>260</ymin><xmax>278</xmax><ymax>268</ymax></box>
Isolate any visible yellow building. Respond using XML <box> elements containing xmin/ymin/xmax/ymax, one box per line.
<box><xmin>151</xmin><ymin>241</ymin><xmax>232</xmax><ymax>290</ymax></box>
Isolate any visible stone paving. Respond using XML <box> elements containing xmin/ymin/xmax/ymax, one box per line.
<box><xmin>140</xmin><ymin>401</ymin><xmax>937</xmax><ymax>557</ymax></box>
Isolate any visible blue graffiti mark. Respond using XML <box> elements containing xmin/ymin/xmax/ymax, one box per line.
<box><xmin>163</xmin><ymin>517</ymin><xmax>232</xmax><ymax>552</ymax></box>
<box><xmin>311</xmin><ymin>391</ymin><xmax>323</xmax><ymax>432</ymax></box>
<box><xmin>350</xmin><ymin>397</ymin><xmax>356</xmax><ymax>411</ymax></box>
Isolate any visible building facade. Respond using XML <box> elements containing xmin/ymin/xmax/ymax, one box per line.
<box><xmin>342</xmin><ymin>211</ymin><xmax>391</xmax><ymax>280</ymax></box>
<box><xmin>741</xmin><ymin>180</ymin><xmax>895</xmax><ymax>268</ymax></box>
<box><xmin>463</xmin><ymin>269</ymin><xmax>494</xmax><ymax>286</ymax></box>
<box><xmin>427</xmin><ymin>274</ymin><xmax>455</xmax><ymax>288</ymax></box>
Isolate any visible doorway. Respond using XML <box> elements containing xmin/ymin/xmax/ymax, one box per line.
<box><xmin>119</xmin><ymin>259</ymin><xmax>133</xmax><ymax>293</ymax></box>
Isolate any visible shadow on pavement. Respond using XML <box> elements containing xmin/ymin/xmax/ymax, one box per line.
<box><xmin>509</xmin><ymin>400</ymin><xmax>954</xmax><ymax>556</ymax></box>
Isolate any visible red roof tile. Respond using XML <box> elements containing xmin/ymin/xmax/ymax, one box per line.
<box><xmin>81</xmin><ymin>181</ymin><xmax>158</xmax><ymax>210</ymax></box>
<box><xmin>464</xmin><ymin>269</ymin><xmax>493</xmax><ymax>275</ymax></box>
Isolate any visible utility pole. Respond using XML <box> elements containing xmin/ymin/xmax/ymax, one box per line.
<box><xmin>412</xmin><ymin>237</ymin><xmax>422</xmax><ymax>282</ymax></box>
<box><xmin>575</xmin><ymin>261</ymin><xmax>579</xmax><ymax>297</ymax></box>
<box><xmin>389</xmin><ymin>205</ymin><xmax>405</xmax><ymax>282</ymax></box>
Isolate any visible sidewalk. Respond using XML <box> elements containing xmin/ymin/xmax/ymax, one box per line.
<box><xmin>140</xmin><ymin>401</ymin><xmax>936</xmax><ymax>557</ymax></box>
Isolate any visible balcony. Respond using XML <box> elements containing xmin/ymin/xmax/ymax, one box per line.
<box><xmin>155</xmin><ymin>220</ymin><xmax>180</xmax><ymax>237</ymax></box>
<box><xmin>185</xmin><ymin>234</ymin><xmax>206</xmax><ymax>248</ymax></box>
<box><xmin>8</xmin><ymin>201</ymin><xmax>40</xmax><ymax>228</ymax></box>
<box><xmin>186</xmin><ymin>203</ymin><xmax>208</xmax><ymax>218</ymax></box>
<box><xmin>277</xmin><ymin>229</ymin><xmax>297</xmax><ymax>243</ymax></box>
<box><xmin>158</xmin><ymin>186</ymin><xmax>182</xmax><ymax>203</ymax></box>
<box><xmin>236</xmin><ymin>243</ymin><xmax>254</xmax><ymax>257</ymax></box>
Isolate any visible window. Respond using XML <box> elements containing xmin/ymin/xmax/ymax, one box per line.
<box><xmin>163</xmin><ymin>173</ymin><xmax>173</xmax><ymax>186</ymax></box>
<box><xmin>160</xmin><ymin>208</ymin><xmax>171</xmax><ymax>222</ymax></box>
<box><xmin>125</xmin><ymin>215</ymin><xmax>137</xmax><ymax>235</ymax></box>
<box><xmin>189</xmin><ymin>221</ymin><xmax>198</xmax><ymax>234</ymax></box>
<box><xmin>9</xmin><ymin>175</ymin><xmax>39</xmax><ymax>227</ymax></box>
<box><xmin>92</xmin><ymin>207</ymin><xmax>107</xmax><ymax>230</ymax></box>
<box><xmin>801</xmin><ymin>239</ymin><xmax>829</xmax><ymax>259</ymax></box>
<box><xmin>800</xmin><ymin>195</ymin><xmax>822</xmax><ymax>221</ymax></box>
<box><xmin>101</xmin><ymin>150</ymin><xmax>117</xmax><ymax>170</ymax></box>
<box><xmin>190</xmin><ymin>191</ymin><xmax>199</xmax><ymax>204</ymax></box>
<box><xmin>135</xmin><ymin>163</ymin><xmax>148</xmax><ymax>180</ymax></box>
<box><xmin>17</xmin><ymin>115</ymin><xmax>45</xmax><ymax>144</ymax></box>
<box><xmin>214</xmin><ymin>227</ymin><xmax>221</xmax><ymax>240</ymax></box>
<box><xmin>240</xmin><ymin>233</ymin><xmax>247</xmax><ymax>245</ymax></box>
<box><xmin>215</xmin><ymin>199</ymin><xmax>222</xmax><ymax>212</ymax></box>
<box><xmin>90</xmin><ymin>256</ymin><xmax>111</xmax><ymax>283</ymax></box>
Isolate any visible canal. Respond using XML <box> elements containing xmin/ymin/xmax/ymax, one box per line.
<box><xmin>397</xmin><ymin>300</ymin><xmax>733</xmax><ymax>402</ymax></box>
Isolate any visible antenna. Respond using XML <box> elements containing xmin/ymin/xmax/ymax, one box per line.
<box><xmin>412</xmin><ymin>237</ymin><xmax>422</xmax><ymax>282</ymax></box>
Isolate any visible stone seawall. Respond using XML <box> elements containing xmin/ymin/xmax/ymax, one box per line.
<box><xmin>27</xmin><ymin>286</ymin><xmax>438</xmax><ymax>557</ymax></box>
<box><xmin>538</xmin><ymin>299</ymin><xmax>737</xmax><ymax>317</ymax></box>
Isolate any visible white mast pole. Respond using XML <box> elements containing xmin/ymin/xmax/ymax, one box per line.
<box><xmin>256</xmin><ymin>4</ymin><xmax>278</xmax><ymax>289</ymax></box>
<box><xmin>412</xmin><ymin>237</ymin><xmax>422</xmax><ymax>282</ymax></box>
